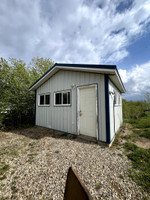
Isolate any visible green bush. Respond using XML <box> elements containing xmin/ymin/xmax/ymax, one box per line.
<box><xmin>123</xmin><ymin>99</ymin><xmax>148</xmax><ymax>120</ymax></box>
<box><xmin>124</xmin><ymin>142</ymin><xmax>138</xmax><ymax>151</ymax></box>
<box><xmin>0</xmin><ymin>57</ymin><xmax>54</xmax><ymax>129</ymax></box>
<box><xmin>128</xmin><ymin>116</ymin><xmax>150</xmax><ymax>129</ymax></box>
<box><xmin>124</xmin><ymin>142</ymin><xmax>150</xmax><ymax>192</ymax></box>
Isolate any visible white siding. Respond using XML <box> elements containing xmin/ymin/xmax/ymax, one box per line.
<box><xmin>109</xmin><ymin>80</ymin><xmax>123</xmax><ymax>141</ymax></box>
<box><xmin>36</xmin><ymin>70</ymin><xmax>106</xmax><ymax>142</ymax></box>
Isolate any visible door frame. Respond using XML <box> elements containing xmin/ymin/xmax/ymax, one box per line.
<box><xmin>77</xmin><ymin>83</ymin><xmax>99</xmax><ymax>140</ymax></box>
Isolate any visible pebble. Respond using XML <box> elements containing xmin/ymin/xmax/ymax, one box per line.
<box><xmin>0</xmin><ymin>127</ymin><xmax>148</xmax><ymax>199</ymax></box>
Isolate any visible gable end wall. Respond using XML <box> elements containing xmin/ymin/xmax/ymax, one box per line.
<box><xmin>36</xmin><ymin>70</ymin><xmax>107</xmax><ymax>142</ymax></box>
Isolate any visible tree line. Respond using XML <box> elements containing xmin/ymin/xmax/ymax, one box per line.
<box><xmin>0</xmin><ymin>56</ymin><xmax>150</xmax><ymax>129</ymax></box>
<box><xmin>0</xmin><ymin>57</ymin><xmax>54</xmax><ymax>128</ymax></box>
<box><xmin>123</xmin><ymin>93</ymin><xmax>150</xmax><ymax>120</ymax></box>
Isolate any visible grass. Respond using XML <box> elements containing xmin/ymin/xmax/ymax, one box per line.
<box><xmin>0</xmin><ymin>163</ymin><xmax>10</xmax><ymax>181</ymax></box>
<box><xmin>11</xmin><ymin>180</ymin><xmax>18</xmax><ymax>194</ymax></box>
<box><xmin>121</xmin><ymin>128</ymin><xmax>150</xmax><ymax>141</ymax></box>
<box><xmin>0</xmin><ymin>146</ymin><xmax>19</xmax><ymax>157</ymax></box>
<box><xmin>0</xmin><ymin>175</ymin><xmax>6</xmax><ymax>180</ymax></box>
<box><xmin>29</xmin><ymin>141</ymin><xmax>36</xmax><ymax>147</ymax></box>
<box><xmin>142</xmin><ymin>195</ymin><xmax>150</xmax><ymax>200</ymax></box>
<box><xmin>9</xmin><ymin>150</ymin><xmax>19</xmax><ymax>156</ymax></box>
<box><xmin>124</xmin><ymin>142</ymin><xmax>138</xmax><ymax>151</ymax></box>
<box><xmin>0</xmin><ymin>164</ymin><xmax>10</xmax><ymax>176</ymax></box>
<box><xmin>0</xmin><ymin>183</ymin><xmax>5</xmax><ymax>190</ymax></box>
<box><xmin>118</xmin><ymin>174</ymin><xmax>124</xmax><ymax>179</ymax></box>
<box><xmin>55</xmin><ymin>150</ymin><xmax>60</xmax><ymax>154</ymax></box>
<box><xmin>111</xmin><ymin>129</ymin><xmax>121</xmax><ymax>147</ymax></box>
<box><xmin>27</xmin><ymin>153</ymin><xmax>37</xmax><ymax>163</ymax></box>
<box><xmin>133</xmin><ymin>129</ymin><xmax>150</xmax><ymax>139</ymax></box>
<box><xmin>0</xmin><ymin>198</ymin><xmax>7</xmax><ymax>200</ymax></box>
<box><xmin>117</xmin><ymin>153</ymin><xmax>123</xmax><ymax>157</ymax></box>
<box><xmin>95</xmin><ymin>183</ymin><xmax>102</xmax><ymax>190</ymax></box>
<box><xmin>124</xmin><ymin>142</ymin><xmax>150</xmax><ymax>192</ymax></box>
<box><xmin>128</xmin><ymin>116</ymin><xmax>150</xmax><ymax>129</ymax></box>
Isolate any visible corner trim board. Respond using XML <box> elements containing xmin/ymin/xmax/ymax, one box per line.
<box><xmin>35</xmin><ymin>90</ymin><xmax>36</xmax><ymax>125</ymax></box>
<box><xmin>105</xmin><ymin>75</ymin><xmax>111</xmax><ymax>143</ymax></box>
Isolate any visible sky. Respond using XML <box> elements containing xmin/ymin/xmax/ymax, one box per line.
<box><xmin>0</xmin><ymin>0</ymin><xmax>150</xmax><ymax>100</ymax></box>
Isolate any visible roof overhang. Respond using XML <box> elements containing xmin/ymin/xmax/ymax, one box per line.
<box><xmin>29</xmin><ymin>63</ymin><xmax>126</xmax><ymax>93</ymax></box>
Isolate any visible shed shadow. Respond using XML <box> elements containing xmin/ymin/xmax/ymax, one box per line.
<box><xmin>10</xmin><ymin>126</ymin><xmax>107</xmax><ymax>148</ymax></box>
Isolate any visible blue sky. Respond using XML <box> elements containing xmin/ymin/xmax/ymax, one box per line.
<box><xmin>118</xmin><ymin>32</ymin><xmax>150</xmax><ymax>69</ymax></box>
<box><xmin>0</xmin><ymin>0</ymin><xmax>150</xmax><ymax>100</ymax></box>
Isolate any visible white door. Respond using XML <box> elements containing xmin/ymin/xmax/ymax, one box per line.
<box><xmin>78</xmin><ymin>85</ymin><xmax>97</xmax><ymax>138</ymax></box>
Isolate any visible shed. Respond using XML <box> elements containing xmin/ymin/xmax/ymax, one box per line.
<box><xmin>29</xmin><ymin>63</ymin><xmax>125</xmax><ymax>145</ymax></box>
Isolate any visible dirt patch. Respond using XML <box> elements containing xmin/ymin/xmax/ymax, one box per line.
<box><xmin>117</xmin><ymin>125</ymin><xmax>133</xmax><ymax>145</ymax></box>
<box><xmin>133</xmin><ymin>137</ymin><xmax>150</xmax><ymax>149</ymax></box>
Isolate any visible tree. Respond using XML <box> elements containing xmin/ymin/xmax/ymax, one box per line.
<box><xmin>122</xmin><ymin>99</ymin><xmax>147</xmax><ymax>120</ymax></box>
<box><xmin>145</xmin><ymin>92</ymin><xmax>150</xmax><ymax>109</ymax></box>
<box><xmin>28</xmin><ymin>57</ymin><xmax>54</xmax><ymax>83</ymax></box>
<box><xmin>0</xmin><ymin>57</ymin><xmax>54</xmax><ymax>128</ymax></box>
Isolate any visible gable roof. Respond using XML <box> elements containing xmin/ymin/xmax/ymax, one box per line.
<box><xmin>29</xmin><ymin>63</ymin><xmax>125</xmax><ymax>93</ymax></box>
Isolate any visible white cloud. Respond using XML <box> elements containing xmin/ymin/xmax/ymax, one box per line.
<box><xmin>0</xmin><ymin>0</ymin><xmax>150</xmax><ymax>64</ymax></box>
<box><xmin>119</xmin><ymin>61</ymin><xmax>150</xmax><ymax>100</ymax></box>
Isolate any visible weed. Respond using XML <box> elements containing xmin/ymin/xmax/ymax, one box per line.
<box><xmin>0</xmin><ymin>175</ymin><xmax>6</xmax><ymax>180</ymax></box>
<box><xmin>0</xmin><ymin>164</ymin><xmax>10</xmax><ymax>176</ymax></box>
<box><xmin>129</xmin><ymin>116</ymin><xmax>150</xmax><ymax>129</ymax></box>
<box><xmin>55</xmin><ymin>150</ymin><xmax>60</xmax><ymax>154</ymax></box>
<box><xmin>124</xmin><ymin>143</ymin><xmax>150</xmax><ymax>192</ymax></box>
<box><xmin>29</xmin><ymin>141</ymin><xmax>36</xmax><ymax>147</ymax></box>
<box><xmin>61</xmin><ymin>133</ymin><xmax>68</xmax><ymax>137</ymax></box>
<box><xmin>121</xmin><ymin>132</ymin><xmax>137</xmax><ymax>140</ymax></box>
<box><xmin>112</xmin><ymin>129</ymin><xmax>121</xmax><ymax>147</ymax></box>
<box><xmin>0</xmin><ymin>146</ymin><xmax>19</xmax><ymax>157</ymax></box>
<box><xmin>11</xmin><ymin>171</ymin><xmax>15</xmax><ymax>175</ymax></box>
<box><xmin>11</xmin><ymin>181</ymin><xmax>18</xmax><ymax>194</ymax></box>
<box><xmin>27</xmin><ymin>153</ymin><xmax>37</xmax><ymax>163</ymax></box>
<box><xmin>9</xmin><ymin>150</ymin><xmax>18</xmax><ymax>156</ymax></box>
<box><xmin>0</xmin><ymin>184</ymin><xmax>5</xmax><ymax>190</ymax></box>
<box><xmin>142</xmin><ymin>195</ymin><xmax>149</xmax><ymax>200</ymax></box>
<box><xmin>122</xmin><ymin>128</ymin><xmax>150</xmax><ymax>141</ymax></box>
<box><xmin>134</xmin><ymin>129</ymin><xmax>150</xmax><ymax>140</ymax></box>
<box><xmin>95</xmin><ymin>183</ymin><xmax>102</xmax><ymax>190</ymax></box>
<box><xmin>13</xmin><ymin>176</ymin><xmax>18</xmax><ymax>179</ymax></box>
<box><xmin>119</xmin><ymin>174</ymin><xmax>124</xmax><ymax>179</ymax></box>
<box><xmin>117</xmin><ymin>153</ymin><xmax>123</xmax><ymax>157</ymax></box>
<box><xmin>0</xmin><ymin>197</ymin><xmax>7</xmax><ymax>200</ymax></box>
<box><xmin>124</xmin><ymin>142</ymin><xmax>138</xmax><ymax>152</ymax></box>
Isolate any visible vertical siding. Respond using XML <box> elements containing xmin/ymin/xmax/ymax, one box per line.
<box><xmin>109</xmin><ymin>80</ymin><xmax>123</xmax><ymax>141</ymax></box>
<box><xmin>36</xmin><ymin>70</ymin><xmax>106</xmax><ymax>142</ymax></box>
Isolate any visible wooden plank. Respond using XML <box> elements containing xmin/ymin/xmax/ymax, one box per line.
<box><xmin>64</xmin><ymin>167</ymin><xmax>93</xmax><ymax>200</ymax></box>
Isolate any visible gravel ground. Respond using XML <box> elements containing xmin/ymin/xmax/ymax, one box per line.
<box><xmin>0</xmin><ymin>127</ymin><xmax>148</xmax><ymax>199</ymax></box>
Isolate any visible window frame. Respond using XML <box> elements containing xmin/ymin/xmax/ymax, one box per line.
<box><xmin>54</xmin><ymin>90</ymin><xmax>71</xmax><ymax>106</ymax></box>
<box><xmin>114</xmin><ymin>91</ymin><xmax>121</xmax><ymax>106</ymax></box>
<box><xmin>38</xmin><ymin>93</ymin><xmax>50</xmax><ymax>107</ymax></box>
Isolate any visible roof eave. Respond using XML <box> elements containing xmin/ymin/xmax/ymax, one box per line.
<box><xmin>29</xmin><ymin>64</ymin><xmax>125</xmax><ymax>93</ymax></box>
<box><xmin>29</xmin><ymin>67</ymin><xmax>117</xmax><ymax>91</ymax></box>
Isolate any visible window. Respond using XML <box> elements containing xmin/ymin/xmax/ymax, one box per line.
<box><xmin>114</xmin><ymin>92</ymin><xmax>117</xmax><ymax>105</ymax></box>
<box><xmin>114</xmin><ymin>91</ymin><xmax>121</xmax><ymax>105</ymax></box>
<box><xmin>54</xmin><ymin>90</ymin><xmax>71</xmax><ymax>106</ymax></box>
<box><xmin>39</xmin><ymin>93</ymin><xmax>50</xmax><ymax>106</ymax></box>
<box><xmin>56</xmin><ymin>93</ymin><xmax>62</xmax><ymax>105</ymax></box>
<box><xmin>45</xmin><ymin>94</ymin><xmax>50</xmax><ymax>105</ymax></box>
<box><xmin>40</xmin><ymin>95</ymin><xmax>44</xmax><ymax>105</ymax></box>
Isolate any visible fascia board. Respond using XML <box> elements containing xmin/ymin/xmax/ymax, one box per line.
<box><xmin>29</xmin><ymin>65</ymin><xmax>125</xmax><ymax>93</ymax></box>
<box><xmin>29</xmin><ymin>66</ymin><xmax>116</xmax><ymax>91</ymax></box>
